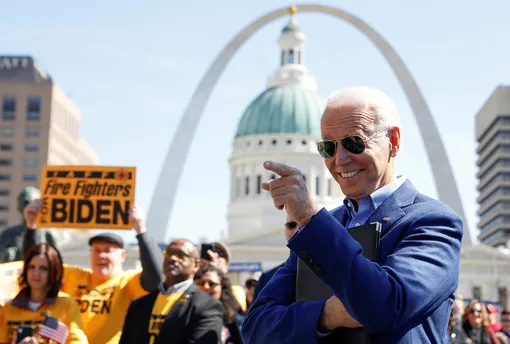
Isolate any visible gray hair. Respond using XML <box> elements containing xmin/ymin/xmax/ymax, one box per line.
<box><xmin>324</xmin><ymin>86</ymin><xmax>401</xmax><ymax>133</ymax></box>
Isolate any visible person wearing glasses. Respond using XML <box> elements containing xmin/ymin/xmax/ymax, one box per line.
<box><xmin>242</xmin><ymin>86</ymin><xmax>463</xmax><ymax>344</ymax></box>
<box><xmin>194</xmin><ymin>264</ymin><xmax>244</xmax><ymax>344</ymax></box>
<box><xmin>119</xmin><ymin>239</ymin><xmax>223</xmax><ymax>344</ymax></box>
<box><xmin>22</xmin><ymin>202</ymin><xmax>164</xmax><ymax>344</ymax></box>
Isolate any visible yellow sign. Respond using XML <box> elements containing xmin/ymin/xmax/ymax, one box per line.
<box><xmin>36</xmin><ymin>165</ymin><xmax>136</xmax><ymax>230</ymax></box>
<box><xmin>0</xmin><ymin>261</ymin><xmax>22</xmax><ymax>306</ymax></box>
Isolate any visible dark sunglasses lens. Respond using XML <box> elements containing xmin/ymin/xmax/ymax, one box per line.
<box><xmin>318</xmin><ymin>141</ymin><xmax>337</xmax><ymax>159</ymax></box>
<box><xmin>341</xmin><ymin>136</ymin><xmax>365</xmax><ymax>154</ymax></box>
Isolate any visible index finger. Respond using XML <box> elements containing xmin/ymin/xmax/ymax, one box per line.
<box><xmin>263</xmin><ymin>161</ymin><xmax>298</xmax><ymax>177</ymax></box>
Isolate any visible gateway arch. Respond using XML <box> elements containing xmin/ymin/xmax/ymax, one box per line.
<box><xmin>147</xmin><ymin>4</ymin><xmax>472</xmax><ymax>247</ymax></box>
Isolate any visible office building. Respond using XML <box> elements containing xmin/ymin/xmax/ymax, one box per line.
<box><xmin>476</xmin><ymin>85</ymin><xmax>510</xmax><ymax>247</ymax></box>
<box><xmin>0</xmin><ymin>55</ymin><xmax>98</xmax><ymax>229</ymax></box>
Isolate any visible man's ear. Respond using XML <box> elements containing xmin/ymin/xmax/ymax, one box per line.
<box><xmin>389</xmin><ymin>126</ymin><xmax>401</xmax><ymax>157</ymax></box>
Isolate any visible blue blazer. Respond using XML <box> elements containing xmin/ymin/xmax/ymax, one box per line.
<box><xmin>241</xmin><ymin>180</ymin><xmax>463</xmax><ymax>344</ymax></box>
<box><xmin>254</xmin><ymin>263</ymin><xmax>284</xmax><ymax>300</ymax></box>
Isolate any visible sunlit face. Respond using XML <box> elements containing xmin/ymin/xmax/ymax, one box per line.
<box><xmin>321</xmin><ymin>103</ymin><xmax>400</xmax><ymax>203</ymax></box>
<box><xmin>195</xmin><ymin>271</ymin><xmax>222</xmax><ymax>300</ymax></box>
<box><xmin>467</xmin><ymin>302</ymin><xmax>484</xmax><ymax>328</ymax></box>
<box><xmin>27</xmin><ymin>254</ymin><xmax>49</xmax><ymax>291</ymax></box>
<box><xmin>90</xmin><ymin>241</ymin><xmax>125</xmax><ymax>279</ymax></box>
<box><xmin>163</xmin><ymin>241</ymin><xmax>199</xmax><ymax>282</ymax></box>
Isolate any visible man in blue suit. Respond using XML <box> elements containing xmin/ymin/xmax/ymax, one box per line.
<box><xmin>241</xmin><ymin>86</ymin><xmax>464</xmax><ymax>344</ymax></box>
<box><xmin>254</xmin><ymin>219</ymin><xmax>298</xmax><ymax>300</ymax></box>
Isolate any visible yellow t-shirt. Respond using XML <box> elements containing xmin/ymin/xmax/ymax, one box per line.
<box><xmin>147</xmin><ymin>292</ymin><xmax>183</xmax><ymax>344</ymax></box>
<box><xmin>61</xmin><ymin>265</ymin><xmax>149</xmax><ymax>344</ymax></box>
<box><xmin>0</xmin><ymin>291</ymin><xmax>88</xmax><ymax>344</ymax></box>
<box><xmin>231</xmin><ymin>285</ymin><xmax>247</xmax><ymax>312</ymax></box>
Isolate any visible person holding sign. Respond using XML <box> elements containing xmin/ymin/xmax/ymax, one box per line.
<box><xmin>0</xmin><ymin>243</ymin><xmax>87</xmax><ymax>344</ymax></box>
<box><xmin>241</xmin><ymin>86</ymin><xmax>463</xmax><ymax>344</ymax></box>
<box><xmin>22</xmin><ymin>201</ymin><xmax>164</xmax><ymax>344</ymax></box>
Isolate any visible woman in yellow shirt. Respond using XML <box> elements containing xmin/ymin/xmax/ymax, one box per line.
<box><xmin>0</xmin><ymin>244</ymin><xmax>88</xmax><ymax>344</ymax></box>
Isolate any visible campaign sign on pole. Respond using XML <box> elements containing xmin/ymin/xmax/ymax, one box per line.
<box><xmin>36</xmin><ymin>165</ymin><xmax>136</xmax><ymax>230</ymax></box>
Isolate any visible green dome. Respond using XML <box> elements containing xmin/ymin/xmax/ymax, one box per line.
<box><xmin>282</xmin><ymin>21</ymin><xmax>300</xmax><ymax>33</ymax></box>
<box><xmin>235</xmin><ymin>85</ymin><xmax>323</xmax><ymax>138</ymax></box>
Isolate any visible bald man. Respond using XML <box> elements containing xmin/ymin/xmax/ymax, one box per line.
<box><xmin>120</xmin><ymin>239</ymin><xmax>223</xmax><ymax>344</ymax></box>
<box><xmin>242</xmin><ymin>86</ymin><xmax>463</xmax><ymax>344</ymax></box>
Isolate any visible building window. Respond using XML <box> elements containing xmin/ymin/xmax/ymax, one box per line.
<box><xmin>315</xmin><ymin>176</ymin><xmax>320</xmax><ymax>196</ymax></box>
<box><xmin>2</xmin><ymin>96</ymin><xmax>15</xmax><ymax>121</ymax></box>
<box><xmin>23</xmin><ymin>175</ymin><xmax>37</xmax><ymax>182</ymax></box>
<box><xmin>0</xmin><ymin>144</ymin><xmax>13</xmax><ymax>151</ymax></box>
<box><xmin>27</xmin><ymin>96</ymin><xmax>41</xmax><ymax>121</ymax></box>
<box><xmin>0</xmin><ymin>205</ymin><xmax>7</xmax><ymax>212</ymax></box>
<box><xmin>23</xmin><ymin>158</ymin><xmax>37</xmax><ymax>167</ymax></box>
<box><xmin>25</xmin><ymin>128</ymin><xmax>40</xmax><ymax>137</ymax></box>
<box><xmin>280</xmin><ymin>51</ymin><xmax>285</xmax><ymax>66</ymax></box>
<box><xmin>288</xmin><ymin>49</ymin><xmax>294</xmax><ymax>64</ymax></box>
<box><xmin>0</xmin><ymin>174</ymin><xmax>10</xmax><ymax>181</ymax></box>
<box><xmin>499</xmin><ymin>287</ymin><xmax>508</xmax><ymax>310</ymax></box>
<box><xmin>0</xmin><ymin>189</ymin><xmax>9</xmax><ymax>196</ymax></box>
<box><xmin>245</xmin><ymin>176</ymin><xmax>250</xmax><ymax>195</ymax></box>
<box><xmin>287</xmin><ymin>139</ymin><xmax>292</xmax><ymax>144</ymax></box>
<box><xmin>327</xmin><ymin>179</ymin><xmax>332</xmax><ymax>196</ymax></box>
<box><xmin>24</xmin><ymin>144</ymin><xmax>38</xmax><ymax>152</ymax></box>
<box><xmin>472</xmin><ymin>286</ymin><xmax>482</xmax><ymax>301</ymax></box>
<box><xmin>0</xmin><ymin>128</ymin><xmax>14</xmax><ymax>137</ymax></box>
<box><xmin>256</xmin><ymin>175</ymin><xmax>261</xmax><ymax>194</ymax></box>
<box><xmin>0</xmin><ymin>159</ymin><xmax>12</xmax><ymax>166</ymax></box>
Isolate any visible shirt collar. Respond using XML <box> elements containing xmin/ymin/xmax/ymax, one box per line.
<box><xmin>343</xmin><ymin>175</ymin><xmax>407</xmax><ymax>217</ymax></box>
<box><xmin>11</xmin><ymin>287</ymin><xmax>57</xmax><ymax>309</ymax></box>
<box><xmin>159</xmin><ymin>278</ymin><xmax>194</xmax><ymax>295</ymax></box>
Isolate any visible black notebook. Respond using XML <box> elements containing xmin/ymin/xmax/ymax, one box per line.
<box><xmin>296</xmin><ymin>222</ymin><xmax>381</xmax><ymax>344</ymax></box>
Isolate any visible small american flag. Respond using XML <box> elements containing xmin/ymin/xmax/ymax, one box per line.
<box><xmin>39</xmin><ymin>317</ymin><xmax>69</xmax><ymax>344</ymax></box>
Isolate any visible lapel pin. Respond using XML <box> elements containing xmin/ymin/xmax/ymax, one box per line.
<box><xmin>177</xmin><ymin>294</ymin><xmax>191</xmax><ymax>305</ymax></box>
<box><xmin>383</xmin><ymin>217</ymin><xmax>391</xmax><ymax>222</ymax></box>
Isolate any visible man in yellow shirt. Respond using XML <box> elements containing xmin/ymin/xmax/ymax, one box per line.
<box><xmin>23</xmin><ymin>201</ymin><xmax>164</xmax><ymax>344</ymax></box>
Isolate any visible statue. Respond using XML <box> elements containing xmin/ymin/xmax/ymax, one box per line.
<box><xmin>0</xmin><ymin>187</ymin><xmax>57</xmax><ymax>263</ymax></box>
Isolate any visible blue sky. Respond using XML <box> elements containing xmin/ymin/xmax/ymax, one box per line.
<box><xmin>1</xmin><ymin>0</ymin><xmax>509</xmax><ymax>246</ymax></box>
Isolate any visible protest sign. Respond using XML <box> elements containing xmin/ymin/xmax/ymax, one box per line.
<box><xmin>0</xmin><ymin>261</ymin><xmax>22</xmax><ymax>306</ymax></box>
<box><xmin>36</xmin><ymin>165</ymin><xmax>136</xmax><ymax>230</ymax></box>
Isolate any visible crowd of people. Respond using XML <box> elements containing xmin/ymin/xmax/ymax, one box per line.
<box><xmin>448</xmin><ymin>296</ymin><xmax>510</xmax><ymax>343</ymax></box>
<box><xmin>0</xmin><ymin>200</ymin><xmax>253</xmax><ymax>344</ymax></box>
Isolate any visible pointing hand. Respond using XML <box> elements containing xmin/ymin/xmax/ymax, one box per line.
<box><xmin>261</xmin><ymin>161</ymin><xmax>319</xmax><ymax>227</ymax></box>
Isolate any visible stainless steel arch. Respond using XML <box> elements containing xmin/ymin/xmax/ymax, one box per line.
<box><xmin>147</xmin><ymin>4</ymin><xmax>472</xmax><ymax>247</ymax></box>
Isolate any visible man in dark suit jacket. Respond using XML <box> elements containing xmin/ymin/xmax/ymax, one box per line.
<box><xmin>254</xmin><ymin>219</ymin><xmax>298</xmax><ymax>300</ymax></box>
<box><xmin>242</xmin><ymin>86</ymin><xmax>464</xmax><ymax>344</ymax></box>
<box><xmin>120</xmin><ymin>239</ymin><xmax>223</xmax><ymax>344</ymax></box>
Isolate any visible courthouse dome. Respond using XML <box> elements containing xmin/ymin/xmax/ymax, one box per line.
<box><xmin>234</xmin><ymin>84</ymin><xmax>323</xmax><ymax>138</ymax></box>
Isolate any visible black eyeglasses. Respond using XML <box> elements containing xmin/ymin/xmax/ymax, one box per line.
<box><xmin>317</xmin><ymin>129</ymin><xmax>388</xmax><ymax>159</ymax></box>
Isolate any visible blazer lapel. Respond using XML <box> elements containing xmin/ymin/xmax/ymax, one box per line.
<box><xmin>367</xmin><ymin>179</ymin><xmax>418</xmax><ymax>236</ymax></box>
<box><xmin>165</xmin><ymin>284</ymin><xmax>196</xmax><ymax>322</ymax></box>
<box><xmin>331</xmin><ymin>206</ymin><xmax>349</xmax><ymax>227</ymax></box>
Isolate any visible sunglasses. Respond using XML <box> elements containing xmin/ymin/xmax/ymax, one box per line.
<box><xmin>196</xmin><ymin>280</ymin><xmax>220</xmax><ymax>288</ymax></box>
<box><xmin>317</xmin><ymin>129</ymin><xmax>388</xmax><ymax>159</ymax></box>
